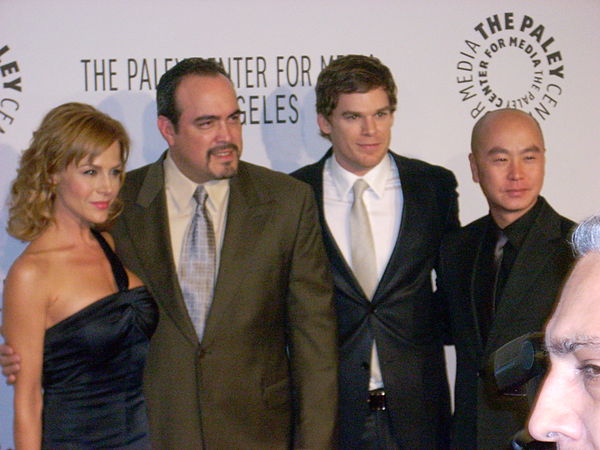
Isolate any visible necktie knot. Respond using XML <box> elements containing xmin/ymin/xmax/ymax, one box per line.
<box><xmin>352</xmin><ymin>178</ymin><xmax>369</xmax><ymax>201</ymax></box>
<box><xmin>494</xmin><ymin>231</ymin><xmax>508</xmax><ymax>264</ymax></box>
<box><xmin>193</xmin><ymin>186</ymin><xmax>208</xmax><ymax>208</ymax></box>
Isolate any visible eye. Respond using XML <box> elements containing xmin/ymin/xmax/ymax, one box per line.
<box><xmin>343</xmin><ymin>113</ymin><xmax>359</xmax><ymax>120</ymax></box>
<box><xmin>197</xmin><ymin>119</ymin><xmax>214</xmax><ymax>129</ymax></box>
<box><xmin>111</xmin><ymin>168</ymin><xmax>123</xmax><ymax>177</ymax></box>
<box><xmin>375</xmin><ymin>111</ymin><xmax>389</xmax><ymax>118</ymax></box>
<box><xmin>580</xmin><ymin>363</ymin><xmax>600</xmax><ymax>383</ymax></box>
<box><xmin>83</xmin><ymin>169</ymin><xmax>97</xmax><ymax>175</ymax></box>
<box><xmin>229</xmin><ymin>112</ymin><xmax>241</xmax><ymax>123</ymax></box>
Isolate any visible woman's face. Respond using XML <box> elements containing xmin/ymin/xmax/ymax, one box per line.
<box><xmin>52</xmin><ymin>141</ymin><xmax>123</xmax><ymax>227</ymax></box>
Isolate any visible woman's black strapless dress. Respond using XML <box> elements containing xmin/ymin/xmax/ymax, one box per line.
<box><xmin>41</xmin><ymin>230</ymin><xmax>158</xmax><ymax>449</ymax></box>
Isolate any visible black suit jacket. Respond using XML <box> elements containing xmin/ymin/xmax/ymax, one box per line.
<box><xmin>437</xmin><ymin>197</ymin><xmax>574</xmax><ymax>449</ymax></box>
<box><xmin>292</xmin><ymin>150</ymin><xmax>459</xmax><ymax>449</ymax></box>
<box><xmin>112</xmin><ymin>155</ymin><xmax>339</xmax><ymax>449</ymax></box>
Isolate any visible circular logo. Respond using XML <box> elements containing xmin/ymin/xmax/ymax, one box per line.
<box><xmin>455</xmin><ymin>13</ymin><xmax>565</xmax><ymax>120</ymax></box>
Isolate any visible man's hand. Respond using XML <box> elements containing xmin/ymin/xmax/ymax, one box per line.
<box><xmin>0</xmin><ymin>343</ymin><xmax>20</xmax><ymax>385</ymax></box>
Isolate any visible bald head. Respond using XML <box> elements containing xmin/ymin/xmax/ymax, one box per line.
<box><xmin>468</xmin><ymin>108</ymin><xmax>546</xmax><ymax>228</ymax></box>
<box><xmin>471</xmin><ymin>108</ymin><xmax>545</xmax><ymax>156</ymax></box>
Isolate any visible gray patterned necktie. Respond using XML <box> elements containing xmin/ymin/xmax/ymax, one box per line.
<box><xmin>492</xmin><ymin>230</ymin><xmax>508</xmax><ymax>309</ymax></box>
<box><xmin>178</xmin><ymin>185</ymin><xmax>216</xmax><ymax>340</ymax></box>
<box><xmin>350</xmin><ymin>179</ymin><xmax>377</xmax><ymax>299</ymax></box>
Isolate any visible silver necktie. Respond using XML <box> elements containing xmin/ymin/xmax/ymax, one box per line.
<box><xmin>350</xmin><ymin>179</ymin><xmax>377</xmax><ymax>299</ymax></box>
<box><xmin>178</xmin><ymin>186</ymin><xmax>216</xmax><ymax>340</ymax></box>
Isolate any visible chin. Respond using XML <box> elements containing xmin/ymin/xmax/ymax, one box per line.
<box><xmin>217</xmin><ymin>161</ymin><xmax>239</xmax><ymax>177</ymax></box>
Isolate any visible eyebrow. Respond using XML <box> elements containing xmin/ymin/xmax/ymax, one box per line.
<box><xmin>546</xmin><ymin>336</ymin><xmax>600</xmax><ymax>355</ymax></box>
<box><xmin>194</xmin><ymin>115</ymin><xmax>219</xmax><ymax>123</ymax></box>
<box><xmin>341</xmin><ymin>106</ymin><xmax>392</xmax><ymax>116</ymax></box>
<box><xmin>194</xmin><ymin>109</ymin><xmax>242</xmax><ymax>123</ymax></box>
<box><xmin>485</xmin><ymin>146</ymin><xmax>543</xmax><ymax>156</ymax></box>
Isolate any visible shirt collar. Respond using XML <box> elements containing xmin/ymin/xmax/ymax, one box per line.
<box><xmin>494</xmin><ymin>196</ymin><xmax>543</xmax><ymax>250</ymax></box>
<box><xmin>328</xmin><ymin>152</ymin><xmax>392</xmax><ymax>199</ymax></box>
<box><xmin>163</xmin><ymin>151</ymin><xmax>229</xmax><ymax>212</ymax></box>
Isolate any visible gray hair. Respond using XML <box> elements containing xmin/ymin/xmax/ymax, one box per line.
<box><xmin>572</xmin><ymin>215</ymin><xmax>600</xmax><ymax>257</ymax></box>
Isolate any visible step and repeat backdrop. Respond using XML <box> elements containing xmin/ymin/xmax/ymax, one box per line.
<box><xmin>2</xmin><ymin>0</ymin><xmax>599</xmax><ymax>445</ymax></box>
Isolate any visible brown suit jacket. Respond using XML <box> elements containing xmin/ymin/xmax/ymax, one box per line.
<box><xmin>112</xmin><ymin>154</ymin><xmax>338</xmax><ymax>449</ymax></box>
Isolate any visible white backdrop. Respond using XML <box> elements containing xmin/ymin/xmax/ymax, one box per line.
<box><xmin>2</xmin><ymin>0</ymin><xmax>600</xmax><ymax>445</ymax></box>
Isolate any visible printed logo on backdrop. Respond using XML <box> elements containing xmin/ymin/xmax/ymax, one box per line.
<box><xmin>0</xmin><ymin>45</ymin><xmax>22</xmax><ymax>135</ymax></box>
<box><xmin>456</xmin><ymin>12</ymin><xmax>565</xmax><ymax>120</ymax></box>
<box><xmin>80</xmin><ymin>55</ymin><xmax>347</xmax><ymax>126</ymax></box>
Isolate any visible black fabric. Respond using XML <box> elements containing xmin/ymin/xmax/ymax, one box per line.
<box><xmin>472</xmin><ymin>219</ymin><xmax>498</xmax><ymax>346</ymax></box>
<box><xmin>42</xmin><ymin>231</ymin><xmax>158</xmax><ymax>449</ymax></box>
<box><xmin>495</xmin><ymin>198</ymin><xmax>543</xmax><ymax>305</ymax></box>
<box><xmin>438</xmin><ymin>197</ymin><xmax>575</xmax><ymax>449</ymax></box>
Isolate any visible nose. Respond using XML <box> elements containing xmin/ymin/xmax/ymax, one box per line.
<box><xmin>97</xmin><ymin>173</ymin><xmax>117</xmax><ymax>195</ymax></box>
<box><xmin>508</xmin><ymin>159</ymin><xmax>524</xmax><ymax>180</ymax></box>
<box><xmin>216</xmin><ymin>119</ymin><xmax>233</xmax><ymax>142</ymax></box>
<box><xmin>361</xmin><ymin>116</ymin><xmax>377</xmax><ymax>136</ymax></box>
<box><xmin>528</xmin><ymin>366</ymin><xmax>583</xmax><ymax>444</ymax></box>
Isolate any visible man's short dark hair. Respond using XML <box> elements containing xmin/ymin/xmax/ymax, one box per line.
<box><xmin>315</xmin><ymin>54</ymin><xmax>397</xmax><ymax>119</ymax></box>
<box><xmin>156</xmin><ymin>57</ymin><xmax>230</xmax><ymax>129</ymax></box>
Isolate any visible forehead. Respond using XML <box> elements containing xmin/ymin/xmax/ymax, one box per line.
<box><xmin>547</xmin><ymin>254</ymin><xmax>600</xmax><ymax>342</ymax></box>
<box><xmin>475</xmin><ymin>112</ymin><xmax>544</xmax><ymax>155</ymax></box>
<box><xmin>333</xmin><ymin>87</ymin><xmax>391</xmax><ymax>113</ymax></box>
<box><xmin>70</xmin><ymin>140</ymin><xmax>122</xmax><ymax>167</ymax></box>
<box><xmin>175</xmin><ymin>74</ymin><xmax>238</xmax><ymax>114</ymax></box>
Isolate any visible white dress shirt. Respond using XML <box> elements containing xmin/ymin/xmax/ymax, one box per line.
<box><xmin>163</xmin><ymin>152</ymin><xmax>230</xmax><ymax>271</ymax></box>
<box><xmin>323</xmin><ymin>152</ymin><xmax>403</xmax><ymax>390</ymax></box>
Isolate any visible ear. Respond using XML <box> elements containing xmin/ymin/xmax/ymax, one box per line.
<box><xmin>469</xmin><ymin>152</ymin><xmax>480</xmax><ymax>184</ymax></box>
<box><xmin>50</xmin><ymin>172</ymin><xmax>61</xmax><ymax>186</ymax></box>
<box><xmin>317</xmin><ymin>114</ymin><xmax>332</xmax><ymax>136</ymax></box>
<box><xmin>157</xmin><ymin>115</ymin><xmax>177</xmax><ymax>147</ymax></box>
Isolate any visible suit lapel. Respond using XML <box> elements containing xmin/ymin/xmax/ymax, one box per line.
<box><xmin>374</xmin><ymin>154</ymin><xmax>435</xmax><ymax>303</ymax></box>
<box><xmin>467</xmin><ymin>218</ymin><xmax>493</xmax><ymax>354</ymax></box>
<box><xmin>309</xmin><ymin>151</ymin><xmax>368</xmax><ymax>304</ymax></box>
<box><xmin>202</xmin><ymin>162</ymin><xmax>274</xmax><ymax>345</ymax></box>
<box><xmin>124</xmin><ymin>157</ymin><xmax>198</xmax><ymax>345</ymax></box>
<box><xmin>488</xmin><ymin>199</ymin><xmax>563</xmax><ymax>345</ymax></box>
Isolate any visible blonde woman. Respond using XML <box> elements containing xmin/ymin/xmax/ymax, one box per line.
<box><xmin>3</xmin><ymin>103</ymin><xmax>157</xmax><ymax>448</ymax></box>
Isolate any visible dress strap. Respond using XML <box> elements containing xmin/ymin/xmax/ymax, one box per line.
<box><xmin>91</xmin><ymin>229</ymin><xmax>129</xmax><ymax>292</ymax></box>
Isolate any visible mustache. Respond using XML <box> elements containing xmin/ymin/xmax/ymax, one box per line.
<box><xmin>208</xmin><ymin>143</ymin><xmax>240</xmax><ymax>155</ymax></box>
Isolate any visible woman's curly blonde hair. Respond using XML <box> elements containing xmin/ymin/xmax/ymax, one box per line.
<box><xmin>7</xmin><ymin>102</ymin><xmax>130</xmax><ymax>241</ymax></box>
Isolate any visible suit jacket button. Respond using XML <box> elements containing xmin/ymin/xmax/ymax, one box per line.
<box><xmin>197</xmin><ymin>347</ymin><xmax>207</xmax><ymax>359</ymax></box>
<box><xmin>361</xmin><ymin>362</ymin><xmax>370</xmax><ymax>371</ymax></box>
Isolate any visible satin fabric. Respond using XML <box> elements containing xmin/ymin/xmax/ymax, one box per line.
<box><xmin>42</xmin><ymin>231</ymin><xmax>158</xmax><ymax>448</ymax></box>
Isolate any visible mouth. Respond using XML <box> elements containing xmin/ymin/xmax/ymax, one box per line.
<box><xmin>91</xmin><ymin>201</ymin><xmax>111</xmax><ymax>210</ymax></box>
<box><xmin>357</xmin><ymin>143</ymin><xmax>381</xmax><ymax>152</ymax></box>
<box><xmin>504</xmin><ymin>188</ymin><xmax>529</xmax><ymax>198</ymax></box>
<box><xmin>209</xmin><ymin>144</ymin><xmax>240</xmax><ymax>160</ymax></box>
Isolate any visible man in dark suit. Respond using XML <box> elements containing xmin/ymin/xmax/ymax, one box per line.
<box><xmin>1</xmin><ymin>58</ymin><xmax>338</xmax><ymax>449</ymax></box>
<box><xmin>437</xmin><ymin>108</ymin><xmax>575</xmax><ymax>449</ymax></box>
<box><xmin>292</xmin><ymin>55</ymin><xmax>459</xmax><ymax>449</ymax></box>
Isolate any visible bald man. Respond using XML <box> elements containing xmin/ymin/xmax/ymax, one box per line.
<box><xmin>437</xmin><ymin>109</ymin><xmax>575</xmax><ymax>449</ymax></box>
